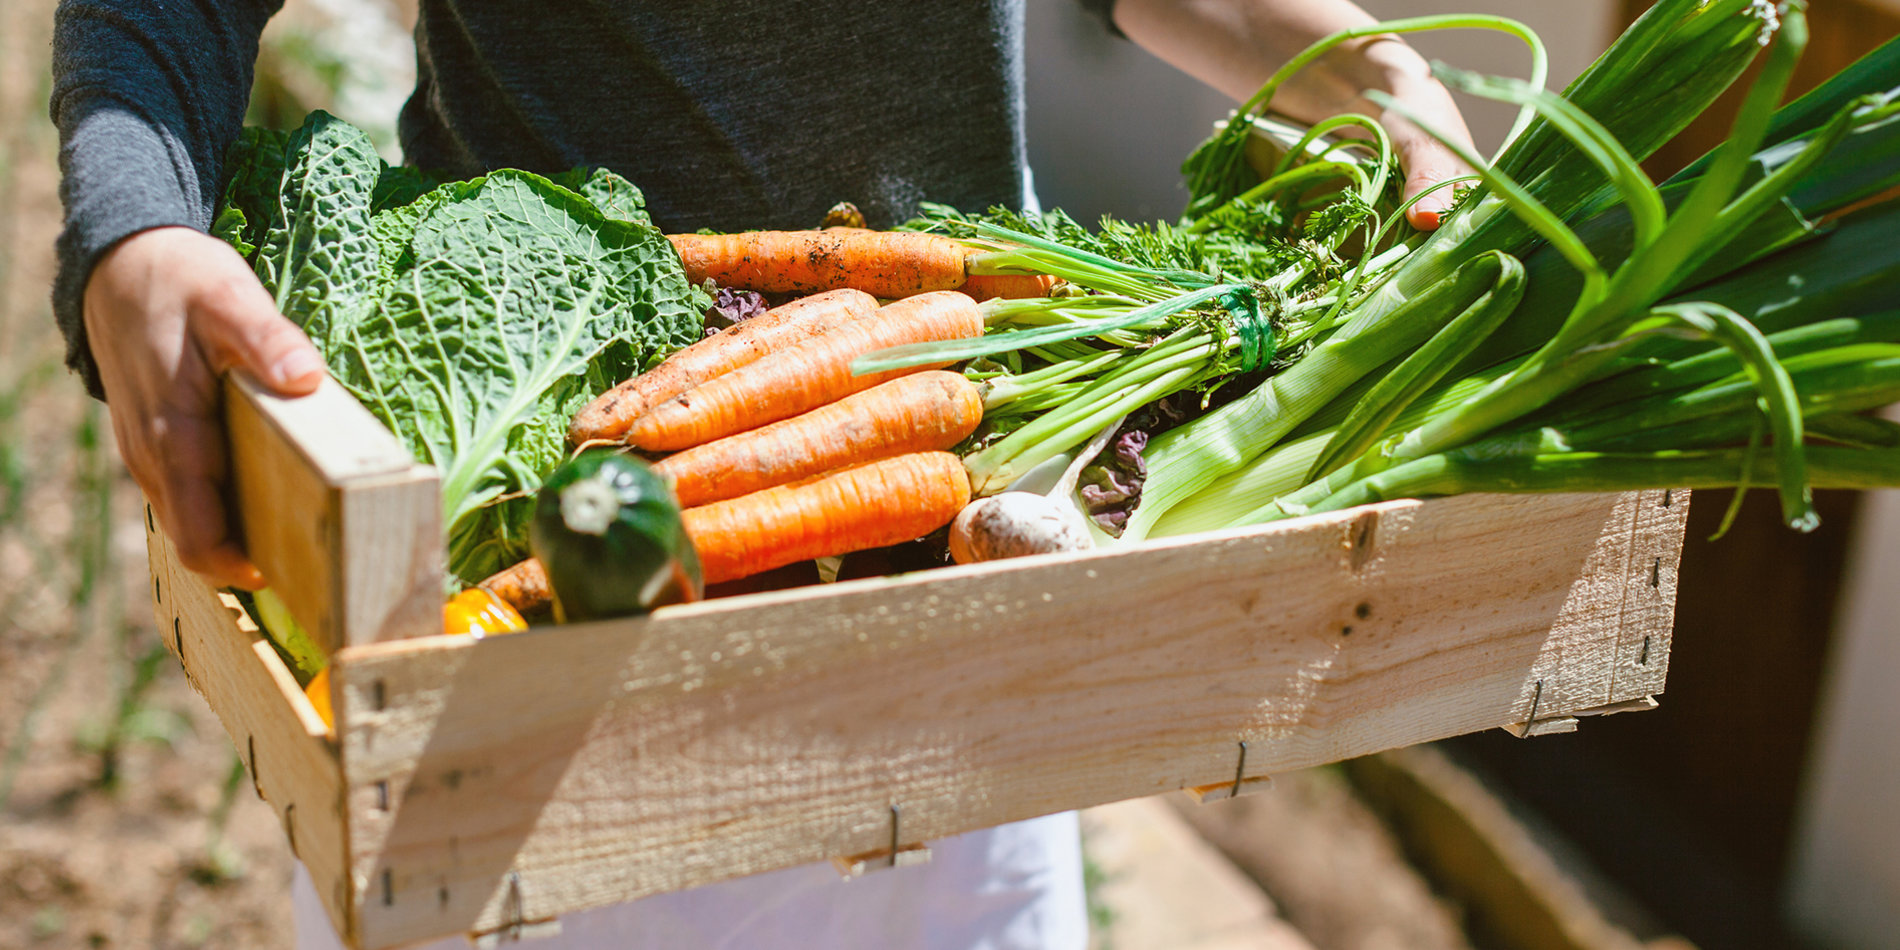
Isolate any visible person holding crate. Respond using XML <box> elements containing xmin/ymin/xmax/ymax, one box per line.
<box><xmin>51</xmin><ymin>0</ymin><xmax>1477</xmax><ymax>946</ymax></box>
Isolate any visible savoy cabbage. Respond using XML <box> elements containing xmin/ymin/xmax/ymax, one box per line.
<box><xmin>216</xmin><ymin>111</ymin><xmax>704</xmax><ymax>583</ymax></box>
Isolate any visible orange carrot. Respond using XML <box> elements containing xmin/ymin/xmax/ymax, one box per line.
<box><xmin>682</xmin><ymin>452</ymin><xmax>971</xmax><ymax>584</ymax></box>
<box><xmin>481</xmin><ymin>557</ymin><xmax>553</xmax><ymax>617</ymax></box>
<box><xmin>477</xmin><ymin>452</ymin><xmax>970</xmax><ymax>606</ymax></box>
<box><xmin>627</xmin><ymin>291</ymin><xmax>983</xmax><ymax>451</ymax></box>
<box><xmin>653</xmin><ymin>371</ymin><xmax>983</xmax><ymax>507</ymax></box>
<box><xmin>957</xmin><ymin>273</ymin><xmax>1061</xmax><ymax>301</ymax></box>
<box><xmin>568</xmin><ymin>288</ymin><xmax>878</xmax><ymax>444</ymax></box>
<box><xmin>667</xmin><ymin>230</ymin><xmax>973</xmax><ymax>298</ymax></box>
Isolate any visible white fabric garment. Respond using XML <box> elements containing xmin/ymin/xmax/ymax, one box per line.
<box><xmin>292</xmin><ymin>811</ymin><xmax>1086</xmax><ymax>950</ymax></box>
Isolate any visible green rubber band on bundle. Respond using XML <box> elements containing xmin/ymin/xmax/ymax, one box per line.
<box><xmin>1221</xmin><ymin>286</ymin><xmax>1275</xmax><ymax>373</ymax></box>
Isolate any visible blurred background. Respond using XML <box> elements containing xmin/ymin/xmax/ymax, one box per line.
<box><xmin>1</xmin><ymin>1</ymin><xmax>1897</xmax><ymax>948</ymax></box>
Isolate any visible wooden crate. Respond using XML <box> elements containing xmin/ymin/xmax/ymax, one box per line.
<box><xmin>144</xmin><ymin>374</ymin><xmax>1689</xmax><ymax>950</ymax></box>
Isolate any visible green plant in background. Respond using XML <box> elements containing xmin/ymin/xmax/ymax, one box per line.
<box><xmin>0</xmin><ymin>397</ymin><xmax>140</xmax><ymax>810</ymax></box>
<box><xmin>1081</xmin><ymin>837</ymin><xmax>1118</xmax><ymax>950</ymax></box>
<box><xmin>246</xmin><ymin>0</ymin><xmax>414</xmax><ymax>156</ymax></box>
<box><xmin>189</xmin><ymin>752</ymin><xmax>252</xmax><ymax>886</ymax></box>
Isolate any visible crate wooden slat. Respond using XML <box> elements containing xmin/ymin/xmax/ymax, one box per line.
<box><xmin>224</xmin><ymin>372</ymin><xmax>441</xmax><ymax>653</ymax></box>
<box><xmin>143</xmin><ymin>375</ymin><xmax>1688</xmax><ymax>950</ymax></box>
<box><xmin>144</xmin><ymin>518</ymin><xmax>355</xmax><ymax>935</ymax></box>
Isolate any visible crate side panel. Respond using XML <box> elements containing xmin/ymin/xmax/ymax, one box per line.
<box><xmin>224</xmin><ymin>372</ymin><xmax>440</xmax><ymax>651</ymax></box>
<box><xmin>146</xmin><ymin>513</ymin><xmax>354</xmax><ymax>941</ymax></box>
<box><xmin>1610</xmin><ymin>489</ymin><xmax>1689</xmax><ymax>701</ymax></box>
<box><xmin>336</xmin><ymin>470</ymin><xmax>443</xmax><ymax>648</ymax></box>
<box><xmin>334</xmin><ymin>491</ymin><xmax>1655</xmax><ymax>947</ymax></box>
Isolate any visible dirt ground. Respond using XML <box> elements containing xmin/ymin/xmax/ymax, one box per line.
<box><xmin>0</xmin><ymin>3</ymin><xmax>301</xmax><ymax>948</ymax></box>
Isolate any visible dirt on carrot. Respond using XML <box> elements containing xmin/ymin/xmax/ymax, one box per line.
<box><xmin>626</xmin><ymin>290</ymin><xmax>983</xmax><ymax>452</ymax></box>
<box><xmin>653</xmin><ymin>370</ymin><xmax>982</xmax><ymax>507</ymax></box>
<box><xmin>683</xmin><ymin>451</ymin><xmax>971</xmax><ymax>584</ymax></box>
<box><xmin>957</xmin><ymin>273</ymin><xmax>1061</xmax><ymax>301</ymax></box>
<box><xmin>569</xmin><ymin>288</ymin><xmax>878</xmax><ymax>445</ymax></box>
<box><xmin>479</xmin><ymin>556</ymin><xmax>554</xmax><ymax>619</ymax></box>
<box><xmin>667</xmin><ymin>229</ymin><xmax>973</xmax><ymax>299</ymax></box>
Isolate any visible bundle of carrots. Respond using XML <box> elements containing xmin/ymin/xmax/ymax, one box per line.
<box><xmin>490</xmin><ymin>258</ymin><xmax>1012</xmax><ymax>613</ymax></box>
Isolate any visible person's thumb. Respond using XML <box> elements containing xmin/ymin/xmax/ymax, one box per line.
<box><xmin>195</xmin><ymin>270</ymin><xmax>328</xmax><ymax>397</ymax></box>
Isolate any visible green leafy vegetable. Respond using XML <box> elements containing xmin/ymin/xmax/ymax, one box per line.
<box><xmin>217</xmin><ymin>112</ymin><xmax>705</xmax><ymax>584</ymax></box>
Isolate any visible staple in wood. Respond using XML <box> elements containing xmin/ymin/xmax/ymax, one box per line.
<box><xmin>888</xmin><ymin>804</ymin><xmax>902</xmax><ymax>869</ymax></box>
<box><xmin>247</xmin><ymin>734</ymin><xmax>263</xmax><ymax>799</ymax></box>
<box><xmin>1231</xmin><ymin>741</ymin><xmax>1249</xmax><ymax>799</ymax></box>
<box><xmin>1349</xmin><ymin>511</ymin><xmax>1378</xmax><ymax>571</ymax></box>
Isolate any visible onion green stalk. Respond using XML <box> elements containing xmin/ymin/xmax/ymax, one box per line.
<box><xmin>1119</xmin><ymin>250</ymin><xmax>1520</xmax><ymax>540</ymax></box>
<box><xmin>1276</xmin><ymin>444</ymin><xmax>1900</xmax><ymax>519</ymax></box>
<box><xmin>1123</xmin><ymin>0</ymin><xmax>1789</xmax><ymax>540</ymax></box>
<box><xmin>1150</xmin><ymin>360</ymin><xmax>1520</xmax><ymax>537</ymax></box>
<box><xmin>1296</xmin><ymin>7</ymin><xmax>1829</xmax><ymax>530</ymax></box>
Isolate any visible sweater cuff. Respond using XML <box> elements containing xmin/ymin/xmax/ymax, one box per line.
<box><xmin>1077</xmin><ymin>0</ymin><xmax>1126</xmax><ymax>38</ymax></box>
<box><xmin>52</xmin><ymin>100</ymin><xmax>209</xmax><ymax>400</ymax></box>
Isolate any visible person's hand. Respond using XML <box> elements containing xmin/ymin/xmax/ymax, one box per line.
<box><xmin>1113</xmin><ymin>0</ymin><xmax>1481</xmax><ymax>230</ymax></box>
<box><xmin>1332</xmin><ymin>36</ymin><xmax>1480</xmax><ymax>230</ymax></box>
<box><xmin>83</xmin><ymin>226</ymin><xmax>327</xmax><ymax>589</ymax></box>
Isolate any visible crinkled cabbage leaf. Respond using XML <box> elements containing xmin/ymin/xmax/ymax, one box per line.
<box><xmin>218</xmin><ymin>111</ymin><xmax>703</xmax><ymax>583</ymax></box>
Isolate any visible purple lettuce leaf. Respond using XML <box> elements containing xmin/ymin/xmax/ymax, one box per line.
<box><xmin>702</xmin><ymin>285</ymin><xmax>769</xmax><ymax>336</ymax></box>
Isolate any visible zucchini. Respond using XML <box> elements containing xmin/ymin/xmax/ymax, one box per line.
<box><xmin>529</xmin><ymin>450</ymin><xmax>702</xmax><ymax>623</ymax></box>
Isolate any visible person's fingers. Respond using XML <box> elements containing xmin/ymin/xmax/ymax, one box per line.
<box><xmin>1398</xmin><ymin>136</ymin><xmax>1477</xmax><ymax>231</ymax></box>
<box><xmin>1373</xmin><ymin>73</ymin><xmax>1480</xmax><ymax>232</ymax></box>
<box><xmin>193</xmin><ymin>263</ymin><xmax>326</xmax><ymax>397</ymax></box>
<box><xmin>149</xmin><ymin>405</ymin><xmax>265</xmax><ymax>590</ymax></box>
<box><xmin>83</xmin><ymin>227</ymin><xmax>280</xmax><ymax>590</ymax></box>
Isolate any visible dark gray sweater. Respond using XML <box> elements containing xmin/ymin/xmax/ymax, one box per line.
<box><xmin>50</xmin><ymin>0</ymin><xmax>1045</xmax><ymax>397</ymax></box>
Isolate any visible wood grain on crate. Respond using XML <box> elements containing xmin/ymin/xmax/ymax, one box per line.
<box><xmin>144</xmin><ymin>510</ymin><xmax>352</xmax><ymax>935</ymax></box>
<box><xmin>224</xmin><ymin>372</ymin><xmax>441</xmax><ymax>654</ymax></box>
<box><xmin>319</xmin><ymin>489</ymin><xmax>1685</xmax><ymax>948</ymax></box>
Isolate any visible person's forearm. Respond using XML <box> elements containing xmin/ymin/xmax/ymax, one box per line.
<box><xmin>1107</xmin><ymin>0</ymin><xmax>1477</xmax><ymax>228</ymax></box>
<box><xmin>1110</xmin><ymin>0</ymin><xmax>1433</xmax><ymax>122</ymax></box>
<box><xmin>51</xmin><ymin>0</ymin><xmax>283</xmax><ymax>397</ymax></box>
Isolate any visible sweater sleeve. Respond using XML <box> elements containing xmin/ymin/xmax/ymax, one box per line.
<box><xmin>49</xmin><ymin>0</ymin><xmax>284</xmax><ymax>399</ymax></box>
